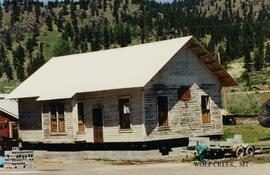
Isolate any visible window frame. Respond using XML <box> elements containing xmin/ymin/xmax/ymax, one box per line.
<box><xmin>118</xmin><ymin>96</ymin><xmax>131</xmax><ymax>130</ymax></box>
<box><xmin>201</xmin><ymin>95</ymin><xmax>211</xmax><ymax>124</ymax></box>
<box><xmin>77</xmin><ymin>102</ymin><xmax>85</xmax><ymax>132</ymax></box>
<box><xmin>157</xmin><ymin>96</ymin><xmax>169</xmax><ymax>127</ymax></box>
<box><xmin>49</xmin><ymin>102</ymin><xmax>65</xmax><ymax>133</ymax></box>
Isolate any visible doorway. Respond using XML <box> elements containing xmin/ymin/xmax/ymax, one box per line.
<box><xmin>92</xmin><ymin>107</ymin><xmax>103</xmax><ymax>143</ymax></box>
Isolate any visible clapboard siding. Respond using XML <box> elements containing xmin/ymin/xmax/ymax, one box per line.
<box><xmin>144</xmin><ymin>46</ymin><xmax>223</xmax><ymax>141</ymax></box>
<box><xmin>74</xmin><ymin>88</ymin><xmax>144</xmax><ymax>142</ymax></box>
<box><xmin>18</xmin><ymin>45</ymin><xmax>225</xmax><ymax>144</ymax></box>
<box><xmin>42</xmin><ymin>100</ymin><xmax>74</xmax><ymax>143</ymax></box>
<box><xmin>19</xmin><ymin>98</ymin><xmax>42</xmax><ymax>130</ymax></box>
<box><xmin>18</xmin><ymin>98</ymin><xmax>44</xmax><ymax>142</ymax></box>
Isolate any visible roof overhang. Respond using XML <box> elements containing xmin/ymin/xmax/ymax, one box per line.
<box><xmin>188</xmin><ymin>37</ymin><xmax>238</xmax><ymax>87</ymax></box>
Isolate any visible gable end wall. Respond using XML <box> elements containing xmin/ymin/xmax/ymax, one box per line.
<box><xmin>143</xmin><ymin>45</ymin><xmax>223</xmax><ymax>141</ymax></box>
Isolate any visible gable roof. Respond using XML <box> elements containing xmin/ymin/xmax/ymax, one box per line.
<box><xmin>0</xmin><ymin>94</ymin><xmax>18</xmax><ymax>119</ymax></box>
<box><xmin>6</xmin><ymin>36</ymin><xmax>237</xmax><ymax>101</ymax></box>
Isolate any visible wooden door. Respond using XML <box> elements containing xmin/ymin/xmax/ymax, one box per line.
<box><xmin>202</xmin><ymin>111</ymin><xmax>211</xmax><ymax>123</ymax></box>
<box><xmin>92</xmin><ymin>107</ymin><xmax>103</xmax><ymax>143</ymax></box>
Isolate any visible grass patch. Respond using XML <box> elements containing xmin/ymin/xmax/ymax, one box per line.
<box><xmin>38</xmin><ymin>31</ymin><xmax>62</xmax><ymax>60</ymax></box>
<box><xmin>223</xmin><ymin>124</ymin><xmax>270</xmax><ymax>143</ymax></box>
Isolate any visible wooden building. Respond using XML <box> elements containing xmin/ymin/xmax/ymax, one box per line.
<box><xmin>0</xmin><ymin>94</ymin><xmax>19</xmax><ymax>139</ymax></box>
<box><xmin>7</xmin><ymin>36</ymin><xmax>237</xmax><ymax>145</ymax></box>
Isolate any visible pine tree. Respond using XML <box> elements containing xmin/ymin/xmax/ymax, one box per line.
<box><xmin>103</xmin><ymin>0</ymin><xmax>107</xmax><ymax>11</ymax></box>
<box><xmin>91</xmin><ymin>25</ymin><xmax>102</xmax><ymax>51</ymax></box>
<box><xmin>27</xmin><ymin>44</ymin><xmax>46</xmax><ymax>76</ymax></box>
<box><xmin>0</xmin><ymin>44</ymin><xmax>13</xmax><ymax>80</ymax></box>
<box><xmin>4</xmin><ymin>59</ymin><xmax>13</xmax><ymax>80</ymax></box>
<box><xmin>254</xmin><ymin>48</ymin><xmax>263</xmax><ymax>71</ymax></box>
<box><xmin>4</xmin><ymin>30</ymin><xmax>12</xmax><ymax>50</ymax></box>
<box><xmin>265</xmin><ymin>44</ymin><xmax>270</xmax><ymax>63</ymax></box>
<box><xmin>244</xmin><ymin>50</ymin><xmax>252</xmax><ymax>72</ymax></box>
<box><xmin>13</xmin><ymin>45</ymin><xmax>26</xmax><ymax>81</ymax></box>
<box><xmin>33</xmin><ymin>23</ymin><xmax>40</xmax><ymax>37</ymax></box>
<box><xmin>0</xmin><ymin>45</ymin><xmax>13</xmax><ymax>79</ymax></box>
<box><xmin>10</xmin><ymin>1</ymin><xmax>20</xmax><ymax>25</ymax></box>
<box><xmin>124</xmin><ymin>24</ymin><xmax>132</xmax><ymax>46</ymax></box>
<box><xmin>26</xmin><ymin>37</ymin><xmax>35</xmax><ymax>59</ymax></box>
<box><xmin>53</xmin><ymin>39</ymin><xmax>75</xmax><ymax>57</ymax></box>
<box><xmin>35</xmin><ymin>2</ymin><xmax>41</xmax><ymax>23</ymax></box>
<box><xmin>62</xmin><ymin>3</ymin><xmax>69</xmax><ymax>15</ymax></box>
<box><xmin>46</xmin><ymin>14</ymin><xmax>53</xmax><ymax>31</ymax></box>
<box><xmin>57</xmin><ymin>11</ymin><xmax>64</xmax><ymax>31</ymax></box>
<box><xmin>103</xmin><ymin>25</ymin><xmax>111</xmax><ymax>49</ymax></box>
<box><xmin>113</xmin><ymin>0</ymin><xmax>120</xmax><ymax>23</ymax></box>
<box><xmin>139</xmin><ymin>3</ymin><xmax>146</xmax><ymax>44</ymax></box>
<box><xmin>0</xmin><ymin>3</ymin><xmax>3</xmax><ymax>28</ymax></box>
<box><xmin>26</xmin><ymin>0</ymin><xmax>33</xmax><ymax>12</ymax></box>
<box><xmin>0</xmin><ymin>45</ymin><xmax>5</xmax><ymax>78</ymax></box>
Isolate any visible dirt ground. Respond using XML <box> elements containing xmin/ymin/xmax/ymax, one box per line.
<box><xmin>0</xmin><ymin>158</ymin><xmax>269</xmax><ymax>175</ymax></box>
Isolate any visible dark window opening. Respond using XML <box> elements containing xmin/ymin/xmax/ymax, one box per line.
<box><xmin>119</xmin><ymin>98</ymin><xmax>131</xmax><ymax>129</ymax></box>
<box><xmin>178</xmin><ymin>86</ymin><xmax>191</xmax><ymax>101</ymax></box>
<box><xmin>158</xmin><ymin>96</ymin><xmax>168</xmax><ymax>127</ymax></box>
<box><xmin>50</xmin><ymin>103</ymin><xmax>65</xmax><ymax>133</ymax></box>
<box><xmin>201</xmin><ymin>96</ymin><xmax>211</xmax><ymax>124</ymax></box>
<box><xmin>78</xmin><ymin>102</ymin><xmax>85</xmax><ymax>132</ymax></box>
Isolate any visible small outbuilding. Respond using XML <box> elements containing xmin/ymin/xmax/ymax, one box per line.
<box><xmin>6</xmin><ymin>36</ymin><xmax>237</xmax><ymax>146</ymax></box>
<box><xmin>0</xmin><ymin>94</ymin><xmax>19</xmax><ymax>139</ymax></box>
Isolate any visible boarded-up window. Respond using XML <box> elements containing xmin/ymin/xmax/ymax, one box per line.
<box><xmin>178</xmin><ymin>86</ymin><xmax>191</xmax><ymax>101</ymax></box>
<box><xmin>119</xmin><ymin>98</ymin><xmax>131</xmax><ymax>129</ymax></box>
<box><xmin>157</xmin><ymin>96</ymin><xmax>168</xmax><ymax>127</ymax></box>
<box><xmin>201</xmin><ymin>96</ymin><xmax>211</xmax><ymax>124</ymax></box>
<box><xmin>50</xmin><ymin>103</ymin><xmax>65</xmax><ymax>133</ymax></box>
<box><xmin>77</xmin><ymin>102</ymin><xmax>85</xmax><ymax>132</ymax></box>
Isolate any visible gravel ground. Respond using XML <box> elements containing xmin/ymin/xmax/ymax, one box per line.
<box><xmin>0</xmin><ymin>158</ymin><xmax>269</xmax><ymax>175</ymax></box>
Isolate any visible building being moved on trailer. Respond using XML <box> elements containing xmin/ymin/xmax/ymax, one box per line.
<box><xmin>6</xmin><ymin>36</ymin><xmax>237</xmax><ymax>148</ymax></box>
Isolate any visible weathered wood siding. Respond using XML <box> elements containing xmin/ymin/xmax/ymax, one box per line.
<box><xmin>144</xmin><ymin>45</ymin><xmax>223</xmax><ymax>141</ymax></box>
<box><xmin>74</xmin><ymin>88</ymin><xmax>144</xmax><ymax>142</ymax></box>
<box><xmin>19</xmin><ymin>89</ymin><xmax>144</xmax><ymax>143</ymax></box>
<box><xmin>18</xmin><ymin>98</ymin><xmax>43</xmax><ymax>142</ymax></box>
<box><xmin>19</xmin><ymin>45</ymin><xmax>224</xmax><ymax>144</ymax></box>
<box><xmin>42</xmin><ymin>100</ymin><xmax>74</xmax><ymax>143</ymax></box>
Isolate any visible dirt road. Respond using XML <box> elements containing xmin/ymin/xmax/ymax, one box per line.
<box><xmin>0</xmin><ymin>160</ymin><xmax>269</xmax><ymax>175</ymax></box>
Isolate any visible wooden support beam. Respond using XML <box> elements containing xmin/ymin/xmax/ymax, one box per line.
<box><xmin>212</xmin><ymin>69</ymin><xmax>225</xmax><ymax>74</ymax></box>
<box><xmin>189</xmin><ymin>44</ymin><xmax>200</xmax><ymax>49</ymax></box>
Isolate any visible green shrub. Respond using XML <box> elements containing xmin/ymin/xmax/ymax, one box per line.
<box><xmin>227</xmin><ymin>93</ymin><xmax>260</xmax><ymax>115</ymax></box>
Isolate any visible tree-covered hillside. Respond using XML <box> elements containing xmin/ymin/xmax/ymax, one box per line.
<box><xmin>0</xmin><ymin>0</ymin><xmax>270</xmax><ymax>92</ymax></box>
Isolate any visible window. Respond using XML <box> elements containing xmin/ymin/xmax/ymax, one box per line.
<box><xmin>178</xmin><ymin>86</ymin><xmax>191</xmax><ymax>101</ymax></box>
<box><xmin>201</xmin><ymin>96</ymin><xmax>211</xmax><ymax>124</ymax></box>
<box><xmin>77</xmin><ymin>102</ymin><xmax>85</xmax><ymax>132</ymax></box>
<box><xmin>157</xmin><ymin>96</ymin><xmax>168</xmax><ymax>127</ymax></box>
<box><xmin>50</xmin><ymin>103</ymin><xmax>65</xmax><ymax>133</ymax></box>
<box><xmin>119</xmin><ymin>98</ymin><xmax>131</xmax><ymax>129</ymax></box>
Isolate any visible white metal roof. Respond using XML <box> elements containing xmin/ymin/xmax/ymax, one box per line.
<box><xmin>6</xmin><ymin>36</ymin><xmax>236</xmax><ymax>101</ymax></box>
<box><xmin>7</xmin><ymin>36</ymin><xmax>192</xmax><ymax>101</ymax></box>
<box><xmin>0</xmin><ymin>94</ymin><xmax>18</xmax><ymax>118</ymax></box>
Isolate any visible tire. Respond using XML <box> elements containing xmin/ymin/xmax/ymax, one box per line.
<box><xmin>245</xmin><ymin>146</ymin><xmax>255</xmax><ymax>156</ymax></box>
<box><xmin>235</xmin><ymin>146</ymin><xmax>245</xmax><ymax>157</ymax></box>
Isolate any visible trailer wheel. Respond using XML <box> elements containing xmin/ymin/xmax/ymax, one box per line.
<box><xmin>235</xmin><ymin>146</ymin><xmax>245</xmax><ymax>157</ymax></box>
<box><xmin>245</xmin><ymin>146</ymin><xmax>255</xmax><ymax>156</ymax></box>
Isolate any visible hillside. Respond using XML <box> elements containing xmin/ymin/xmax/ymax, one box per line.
<box><xmin>0</xmin><ymin>0</ymin><xmax>270</xmax><ymax>93</ymax></box>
